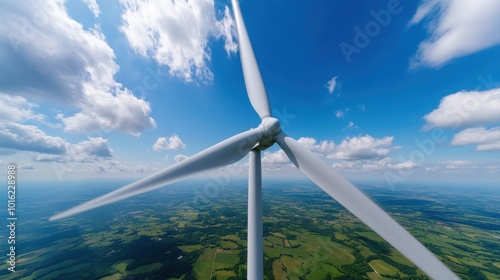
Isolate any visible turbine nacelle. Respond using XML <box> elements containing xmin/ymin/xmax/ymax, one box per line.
<box><xmin>255</xmin><ymin>117</ymin><xmax>281</xmax><ymax>150</ymax></box>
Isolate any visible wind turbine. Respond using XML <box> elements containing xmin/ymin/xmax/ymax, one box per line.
<box><xmin>50</xmin><ymin>1</ymin><xmax>459</xmax><ymax>279</ymax></box>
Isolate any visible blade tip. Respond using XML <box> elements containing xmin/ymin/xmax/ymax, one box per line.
<box><xmin>49</xmin><ymin>212</ymin><xmax>67</xmax><ymax>221</ymax></box>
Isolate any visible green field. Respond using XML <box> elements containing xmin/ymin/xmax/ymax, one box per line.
<box><xmin>1</xmin><ymin>180</ymin><xmax>499</xmax><ymax>279</ymax></box>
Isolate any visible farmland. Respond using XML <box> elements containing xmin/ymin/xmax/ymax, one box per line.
<box><xmin>0</xmin><ymin>179</ymin><xmax>498</xmax><ymax>279</ymax></box>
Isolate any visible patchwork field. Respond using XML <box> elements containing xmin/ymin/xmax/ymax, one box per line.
<box><xmin>0</xmin><ymin>180</ymin><xmax>498</xmax><ymax>279</ymax></box>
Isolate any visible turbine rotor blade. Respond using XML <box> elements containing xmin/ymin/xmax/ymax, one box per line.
<box><xmin>50</xmin><ymin>128</ymin><xmax>263</xmax><ymax>221</ymax></box>
<box><xmin>275</xmin><ymin>132</ymin><xmax>459</xmax><ymax>280</ymax></box>
<box><xmin>231</xmin><ymin>0</ymin><xmax>272</xmax><ymax>119</ymax></box>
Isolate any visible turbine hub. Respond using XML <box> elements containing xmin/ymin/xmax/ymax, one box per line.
<box><xmin>255</xmin><ymin>117</ymin><xmax>281</xmax><ymax>150</ymax></box>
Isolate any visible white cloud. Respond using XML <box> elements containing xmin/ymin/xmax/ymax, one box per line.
<box><xmin>261</xmin><ymin>137</ymin><xmax>335</xmax><ymax>167</ymax></box>
<box><xmin>423</xmin><ymin>88</ymin><xmax>500</xmax><ymax>129</ymax></box>
<box><xmin>82</xmin><ymin>0</ymin><xmax>100</xmax><ymax>18</ymax></box>
<box><xmin>344</xmin><ymin>121</ymin><xmax>358</xmax><ymax>130</ymax></box>
<box><xmin>410</xmin><ymin>0</ymin><xmax>500</xmax><ymax>67</ymax></box>
<box><xmin>476</xmin><ymin>142</ymin><xmax>500</xmax><ymax>151</ymax></box>
<box><xmin>262</xmin><ymin>149</ymin><xmax>290</xmax><ymax>165</ymax></box>
<box><xmin>444</xmin><ymin>160</ymin><xmax>478</xmax><ymax>170</ymax></box>
<box><xmin>258</xmin><ymin>135</ymin><xmax>411</xmax><ymax>175</ymax></box>
<box><xmin>152</xmin><ymin>134</ymin><xmax>186</xmax><ymax>151</ymax></box>
<box><xmin>362</xmin><ymin>157</ymin><xmax>392</xmax><ymax>171</ymax></box>
<box><xmin>34</xmin><ymin>137</ymin><xmax>113</xmax><ymax>162</ymax></box>
<box><xmin>262</xmin><ymin>135</ymin><xmax>396</xmax><ymax>167</ymax></box>
<box><xmin>50</xmin><ymin>160</ymin><xmax>161</xmax><ymax>177</ymax></box>
<box><xmin>0</xmin><ymin>122</ymin><xmax>114</xmax><ymax>162</ymax></box>
<box><xmin>297</xmin><ymin>137</ymin><xmax>335</xmax><ymax>154</ymax></box>
<box><xmin>332</xmin><ymin>161</ymin><xmax>357</xmax><ymax>170</ymax></box>
<box><xmin>409</xmin><ymin>0</ymin><xmax>439</xmax><ymax>26</ymax></box>
<box><xmin>119</xmin><ymin>0</ymin><xmax>236</xmax><ymax>82</ymax></box>
<box><xmin>57</xmin><ymin>160</ymin><xmax>157</xmax><ymax>175</ymax></box>
<box><xmin>0</xmin><ymin>93</ymin><xmax>45</xmax><ymax>123</ymax></box>
<box><xmin>451</xmin><ymin>126</ymin><xmax>500</xmax><ymax>151</ymax></box>
<box><xmin>0</xmin><ymin>0</ymin><xmax>155</xmax><ymax>135</ymax></box>
<box><xmin>388</xmin><ymin>160</ymin><xmax>417</xmax><ymax>170</ymax></box>
<box><xmin>216</xmin><ymin>6</ymin><xmax>238</xmax><ymax>54</ymax></box>
<box><xmin>60</xmin><ymin>88</ymin><xmax>155</xmax><ymax>136</ymax></box>
<box><xmin>19</xmin><ymin>162</ymin><xmax>35</xmax><ymax>170</ymax></box>
<box><xmin>174</xmin><ymin>154</ymin><xmax>189</xmax><ymax>163</ymax></box>
<box><xmin>95</xmin><ymin>160</ymin><xmax>128</xmax><ymax>173</ymax></box>
<box><xmin>0</xmin><ymin>123</ymin><xmax>67</xmax><ymax>154</ymax></box>
<box><xmin>332</xmin><ymin>157</ymin><xmax>416</xmax><ymax>172</ymax></box>
<box><xmin>70</xmin><ymin>137</ymin><xmax>113</xmax><ymax>159</ymax></box>
<box><xmin>94</xmin><ymin>161</ymin><xmax>159</xmax><ymax>174</ymax></box>
<box><xmin>363</xmin><ymin>158</ymin><xmax>416</xmax><ymax>171</ymax></box>
<box><xmin>328</xmin><ymin>135</ymin><xmax>397</xmax><ymax>160</ymax></box>
<box><xmin>326</xmin><ymin>76</ymin><xmax>338</xmax><ymax>94</ymax></box>
<box><xmin>132</xmin><ymin>164</ymin><xmax>160</xmax><ymax>174</ymax></box>
<box><xmin>335</xmin><ymin>108</ymin><xmax>349</xmax><ymax>119</ymax></box>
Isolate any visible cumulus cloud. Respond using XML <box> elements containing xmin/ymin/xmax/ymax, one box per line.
<box><xmin>262</xmin><ymin>135</ymin><xmax>396</xmax><ymax>167</ymax></box>
<box><xmin>69</xmin><ymin>137</ymin><xmax>113</xmax><ymax>159</ymax></box>
<box><xmin>297</xmin><ymin>137</ymin><xmax>335</xmax><ymax>154</ymax></box>
<box><xmin>451</xmin><ymin>126</ymin><xmax>500</xmax><ymax>151</ymax></box>
<box><xmin>362</xmin><ymin>157</ymin><xmax>392</xmax><ymax>171</ymax></box>
<box><xmin>174</xmin><ymin>154</ymin><xmax>189</xmax><ymax>163</ymax></box>
<box><xmin>332</xmin><ymin>161</ymin><xmax>357</xmax><ymax>170</ymax></box>
<box><xmin>326</xmin><ymin>76</ymin><xmax>338</xmax><ymax>94</ymax></box>
<box><xmin>119</xmin><ymin>0</ymin><xmax>237</xmax><ymax>82</ymax></box>
<box><xmin>0</xmin><ymin>122</ymin><xmax>113</xmax><ymax>162</ymax></box>
<box><xmin>152</xmin><ymin>134</ymin><xmax>186</xmax><ymax>151</ymax></box>
<box><xmin>332</xmin><ymin>157</ymin><xmax>416</xmax><ymax>172</ymax></box>
<box><xmin>60</xmin><ymin>89</ymin><xmax>155</xmax><ymax>136</ymax></box>
<box><xmin>410</xmin><ymin>0</ymin><xmax>500</xmax><ymax>67</ymax></box>
<box><xmin>328</xmin><ymin>135</ymin><xmax>397</xmax><ymax>160</ymax></box>
<box><xmin>262</xmin><ymin>149</ymin><xmax>291</xmax><ymax>165</ymax></box>
<box><xmin>388</xmin><ymin>160</ymin><xmax>417</xmax><ymax>170</ymax></box>
<box><xmin>0</xmin><ymin>123</ymin><xmax>67</xmax><ymax>154</ymax></box>
<box><xmin>423</xmin><ymin>88</ymin><xmax>500</xmax><ymax>129</ymax></box>
<box><xmin>262</xmin><ymin>137</ymin><xmax>335</xmax><ymax>167</ymax></box>
<box><xmin>363</xmin><ymin>158</ymin><xmax>416</xmax><ymax>171</ymax></box>
<box><xmin>0</xmin><ymin>93</ymin><xmax>45</xmax><ymax>123</ymax></box>
<box><xmin>476</xmin><ymin>142</ymin><xmax>500</xmax><ymax>151</ymax></box>
<box><xmin>0</xmin><ymin>0</ymin><xmax>155</xmax><ymax>135</ymax></box>
<box><xmin>34</xmin><ymin>137</ymin><xmax>113</xmax><ymax>162</ymax></box>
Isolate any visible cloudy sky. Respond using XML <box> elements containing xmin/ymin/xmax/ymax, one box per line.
<box><xmin>1</xmin><ymin>0</ymin><xmax>500</xmax><ymax>186</ymax></box>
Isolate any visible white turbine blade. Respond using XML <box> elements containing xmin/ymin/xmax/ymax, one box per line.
<box><xmin>276</xmin><ymin>132</ymin><xmax>459</xmax><ymax>280</ymax></box>
<box><xmin>50</xmin><ymin>128</ymin><xmax>263</xmax><ymax>221</ymax></box>
<box><xmin>231</xmin><ymin>0</ymin><xmax>272</xmax><ymax>119</ymax></box>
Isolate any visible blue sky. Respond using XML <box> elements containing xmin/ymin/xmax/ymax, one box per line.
<box><xmin>1</xmin><ymin>0</ymin><xmax>500</xmax><ymax>186</ymax></box>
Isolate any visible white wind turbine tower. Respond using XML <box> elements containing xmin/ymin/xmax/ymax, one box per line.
<box><xmin>50</xmin><ymin>1</ymin><xmax>459</xmax><ymax>279</ymax></box>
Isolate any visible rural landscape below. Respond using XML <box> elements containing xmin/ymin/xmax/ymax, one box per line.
<box><xmin>1</xmin><ymin>179</ymin><xmax>499</xmax><ymax>279</ymax></box>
